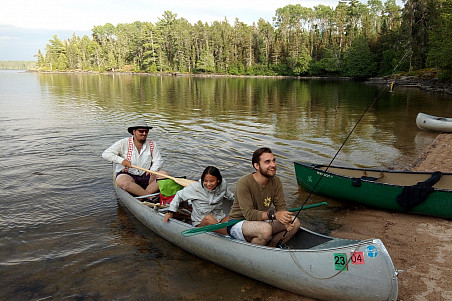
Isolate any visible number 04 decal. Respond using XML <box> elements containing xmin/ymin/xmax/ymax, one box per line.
<box><xmin>351</xmin><ymin>251</ymin><xmax>365</xmax><ymax>265</ymax></box>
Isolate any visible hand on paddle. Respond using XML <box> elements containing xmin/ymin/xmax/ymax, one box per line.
<box><xmin>121</xmin><ymin>159</ymin><xmax>132</xmax><ymax>168</ymax></box>
<box><xmin>146</xmin><ymin>172</ymin><xmax>157</xmax><ymax>182</ymax></box>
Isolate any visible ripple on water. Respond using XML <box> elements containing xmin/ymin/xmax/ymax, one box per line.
<box><xmin>2</xmin><ymin>71</ymin><xmax>451</xmax><ymax>300</ymax></box>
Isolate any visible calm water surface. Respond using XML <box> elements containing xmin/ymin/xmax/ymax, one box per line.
<box><xmin>1</xmin><ymin>70</ymin><xmax>451</xmax><ymax>300</ymax></box>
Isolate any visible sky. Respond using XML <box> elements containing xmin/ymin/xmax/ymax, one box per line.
<box><xmin>0</xmin><ymin>0</ymin><xmax>399</xmax><ymax>61</ymax></box>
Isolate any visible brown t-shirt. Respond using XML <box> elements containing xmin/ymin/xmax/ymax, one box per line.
<box><xmin>229</xmin><ymin>173</ymin><xmax>287</xmax><ymax>220</ymax></box>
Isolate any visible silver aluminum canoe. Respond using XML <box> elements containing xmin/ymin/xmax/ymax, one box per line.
<box><xmin>113</xmin><ymin>175</ymin><xmax>399</xmax><ymax>301</ymax></box>
<box><xmin>416</xmin><ymin>112</ymin><xmax>452</xmax><ymax>132</ymax></box>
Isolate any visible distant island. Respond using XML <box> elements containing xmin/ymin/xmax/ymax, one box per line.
<box><xmin>0</xmin><ymin>61</ymin><xmax>36</xmax><ymax>70</ymax></box>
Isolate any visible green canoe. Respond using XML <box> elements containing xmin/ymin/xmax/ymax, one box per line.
<box><xmin>294</xmin><ymin>161</ymin><xmax>452</xmax><ymax>218</ymax></box>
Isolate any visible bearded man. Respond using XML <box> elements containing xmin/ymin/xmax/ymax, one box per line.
<box><xmin>102</xmin><ymin>121</ymin><xmax>167</xmax><ymax>198</ymax></box>
<box><xmin>228</xmin><ymin>147</ymin><xmax>300</xmax><ymax>247</ymax></box>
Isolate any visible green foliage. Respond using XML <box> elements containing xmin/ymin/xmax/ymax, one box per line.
<box><xmin>342</xmin><ymin>35</ymin><xmax>377</xmax><ymax>78</ymax></box>
<box><xmin>401</xmin><ymin>0</ymin><xmax>442</xmax><ymax>70</ymax></box>
<box><xmin>196</xmin><ymin>47</ymin><xmax>216</xmax><ymax>73</ymax></box>
<box><xmin>34</xmin><ymin>1</ymin><xmax>447</xmax><ymax>77</ymax></box>
<box><xmin>437</xmin><ymin>70</ymin><xmax>452</xmax><ymax>82</ymax></box>
<box><xmin>289</xmin><ymin>46</ymin><xmax>312</xmax><ymax>75</ymax></box>
<box><xmin>427</xmin><ymin>0</ymin><xmax>452</xmax><ymax>71</ymax></box>
<box><xmin>245</xmin><ymin>64</ymin><xmax>276</xmax><ymax>76</ymax></box>
<box><xmin>227</xmin><ymin>63</ymin><xmax>245</xmax><ymax>75</ymax></box>
<box><xmin>309</xmin><ymin>47</ymin><xmax>342</xmax><ymax>75</ymax></box>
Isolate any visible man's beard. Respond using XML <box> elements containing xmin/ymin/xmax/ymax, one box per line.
<box><xmin>135</xmin><ymin>136</ymin><xmax>147</xmax><ymax>143</ymax></box>
<box><xmin>259</xmin><ymin>166</ymin><xmax>276</xmax><ymax>178</ymax></box>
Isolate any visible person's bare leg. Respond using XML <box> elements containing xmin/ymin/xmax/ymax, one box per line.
<box><xmin>144</xmin><ymin>170</ymin><xmax>169</xmax><ymax>194</ymax></box>
<box><xmin>268</xmin><ymin>218</ymin><xmax>301</xmax><ymax>247</ymax></box>
<box><xmin>198</xmin><ymin>214</ymin><xmax>229</xmax><ymax>235</ymax></box>
<box><xmin>242</xmin><ymin>221</ymin><xmax>273</xmax><ymax>245</ymax></box>
<box><xmin>116</xmin><ymin>174</ymin><xmax>148</xmax><ymax>196</ymax></box>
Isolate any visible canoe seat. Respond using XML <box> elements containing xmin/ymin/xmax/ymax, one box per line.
<box><xmin>361</xmin><ymin>176</ymin><xmax>379</xmax><ymax>181</ymax></box>
<box><xmin>351</xmin><ymin>170</ymin><xmax>385</xmax><ymax>187</ymax></box>
<box><xmin>351</xmin><ymin>176</ymin><xmax>379</xmax><ymax>187</ymax></box>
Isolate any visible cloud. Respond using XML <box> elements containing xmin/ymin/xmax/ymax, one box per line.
<box><xmin>0</xmin><ymin>0</ymin><xmax>341</xmax><ymax>31</ymax></box>
<box><xmin>0</xmin><ymin>25</ymin><xmax>90</xmax><ymax>61</ymax></box>
<box><xmin>0</xmin><ymin>0</ymin><xmax>402</xmax><ymax>60</ymax></box>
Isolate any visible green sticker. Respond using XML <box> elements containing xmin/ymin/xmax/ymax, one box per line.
<box><xmin>334</xmin><ymin>253</ymin><xmax>348</xmax><ymax>271</ymax></box>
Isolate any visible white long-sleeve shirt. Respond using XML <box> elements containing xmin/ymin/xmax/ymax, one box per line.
<box><xmin>102</xmin><ymin>137</ymin><xmax>163</xmax><ymax>175</ymax></box>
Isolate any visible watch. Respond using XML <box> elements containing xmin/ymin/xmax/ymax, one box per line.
<box><xmin>267</xmin><ymin>208</ymin><xmax>276</xmax><ymax>221</ymax></box>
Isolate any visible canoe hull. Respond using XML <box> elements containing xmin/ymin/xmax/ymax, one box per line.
<box><xmin>416</xmin><ymin>112</ymin><xmax>452</xmax><ymax>132</ymax></box>
<box><xmin>114</xmin><ymin>171</ymin><xmax>398</xmax><ymax>301</ymax></box>
<box><xmin>294</xmin><ymin>161</ymin><xmax>452</xmax><ymax>218</ymax></box>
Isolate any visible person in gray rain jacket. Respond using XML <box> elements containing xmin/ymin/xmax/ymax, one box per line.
<box><xmin>163</xmin><ymin>166</ymin><xmax>234</xmax><ymax>235</ymax></box>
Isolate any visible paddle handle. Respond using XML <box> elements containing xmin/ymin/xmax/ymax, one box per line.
<box><xmin>130</xmin><ymin>164</ymin><xmax>178</xmax><ymax>181</ymax></box>
<box><xmin>289</xmin><ymin>202</ymin><xmax>328</xmax><ymax>212</ymax></box>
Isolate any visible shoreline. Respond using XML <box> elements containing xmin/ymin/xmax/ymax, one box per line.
<box><xmin>331</xmin><ymin>133</ymin><xmax>452</xmax><ymax>301</ymax></box>
<box><xmin>366</xmin><ymin>76</ymin><xmax>452</xmax><ymax>95</ymax></box>
<box><xmin>26</xmin><ymin>69</ymin><xmax>452</xmax><ymax>94</ymax></box>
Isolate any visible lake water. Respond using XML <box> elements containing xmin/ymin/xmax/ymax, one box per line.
<box><xmin>1</xmin><ymin>70</ymin><xmax>451</xmax><ymax>300</ymax></box>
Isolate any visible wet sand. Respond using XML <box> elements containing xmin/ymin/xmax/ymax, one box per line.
<box><xmin>266</xmin><ymin>133</ymin><xmax>452</xmax><ymax>301</ymax></box>
<box><xmin>330</xmin><ymin>133</ymin><xmax>452</xmax><ymax>301</ymax></box>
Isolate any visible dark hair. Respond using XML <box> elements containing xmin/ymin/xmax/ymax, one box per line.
<box><xmin>201</xmin><ymin>166</ymin><xmax>223</xmax><ymax>187</ymax></box>
<box><xmin>252</xmin><ymin>147</ymin><xmax>273</xmax><ymax>167</ymax></box>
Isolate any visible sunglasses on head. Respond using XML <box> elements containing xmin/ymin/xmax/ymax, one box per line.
<box><xmin>136</xmin><ymin>129</ymin><xmax>149</xmax><ymax>134</ymax></box>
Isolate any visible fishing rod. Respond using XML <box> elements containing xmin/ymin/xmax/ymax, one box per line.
<box><xmin>276</xmin><ymin>50</ymin><xmax>412</xmax><ymax>248</ymax></box>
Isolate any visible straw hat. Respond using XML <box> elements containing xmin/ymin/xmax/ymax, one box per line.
<box><xmin>127</xmin><ymin>121</ymin><xmax>153</xmax><ymax>134</ymax></box>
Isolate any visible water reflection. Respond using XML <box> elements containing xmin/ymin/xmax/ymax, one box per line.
<box><xmin>37</xmin><ymin>73</ymin><xmax>452</xmax><ymax>171</ymax></box>
<box><xmin>2</xmin><ymin>70</ymin><xmax>452</xmax><ymax>300</ymax></box>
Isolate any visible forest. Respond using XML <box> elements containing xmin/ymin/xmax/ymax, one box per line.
<box><xmin>35</xmin><ymin>0</ymin><xmax>452</xmax><ymax>79</ymax></box>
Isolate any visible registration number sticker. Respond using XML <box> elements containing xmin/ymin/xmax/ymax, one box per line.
<box><xmin>334</xmin><ymin>253</ymin><xmax>348</xmax><ymax>271</ymax></box>
<box><xmin>351</xmin><ymin>251</ymin><xmax>365</xmax><ymax>265</ymax></box>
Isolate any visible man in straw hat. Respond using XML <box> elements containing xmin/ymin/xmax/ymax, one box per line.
<box><xmin>102</xmin><ymin>121</ymin><xmax>168</xmax><ymax>198</ymax></box>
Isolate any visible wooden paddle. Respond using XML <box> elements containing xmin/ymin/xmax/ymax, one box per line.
<box><xmin>181</xmin><ymin>202</ymin><xmax>328</xmax><ymax>237</ymax></box>
<box><xmin>130</xmin><ymin>164</ymin><xmax>196</xmax><ymax>187</ymax></box>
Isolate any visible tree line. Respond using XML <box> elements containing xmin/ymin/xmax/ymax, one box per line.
<box><xmin>36</xmin><ymin>0</ymin><xmax>452</xmax><ymax>79</ymax></box>
<box><xmin>0</xmin><ymin>61</ymin><xmax>36</xmax><ymax>70</ymax></box>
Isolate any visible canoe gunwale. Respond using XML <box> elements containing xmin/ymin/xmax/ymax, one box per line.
<box><xmin>294</xmin><ymin>161</ymin><xmax>452</xmax><ymax>218</ymax></box>
<box><xmin>297</xmin><ymin>161</ymin><xmax>452</xmax><ymax>192</ymax></box>
<box><xmin>112</xmin><ymin>165</ymin><xmax>399</xmax><ymax>300</ymax></box>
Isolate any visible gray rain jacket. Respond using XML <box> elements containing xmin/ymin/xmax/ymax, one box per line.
<box><xmin>168</xmin><ymin>179</ymin><xmax>234</xmax><ymax>226</ymax></box>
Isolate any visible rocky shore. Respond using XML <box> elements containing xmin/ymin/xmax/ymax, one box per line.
<box><xmin>366</xmin><ymin>75</ymin><xmax>452</xmax><ymax>95</ymax></box>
